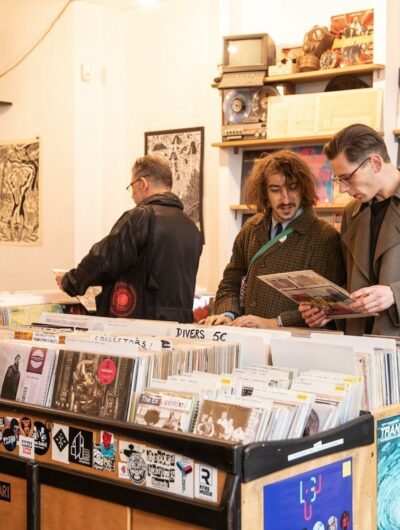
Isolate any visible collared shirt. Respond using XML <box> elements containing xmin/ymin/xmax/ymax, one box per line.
<box><xmin>270</xmin><ymin>207</ymin><xmax>303</xmax><ymax>239</ymax></box>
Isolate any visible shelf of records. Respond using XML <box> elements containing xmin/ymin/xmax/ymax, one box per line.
<box><xmin>1</xmin><ymin>313</ymin><xmax>400</xmax><ymax>527</ymax></box>
<box><xmin>0</xmin><ymin>313</ymin><xmax>400</xmax><ymax>442</ymax></box>
<box><xmin>0</xmin><ymin>289</ymin><xmax>89</xmax><ymax>327</ymax></box>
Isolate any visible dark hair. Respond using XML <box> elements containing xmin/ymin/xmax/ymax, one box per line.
<box><xmin>244</xmin><ymin>150</ymin><xmax>318</xmax><ymax>214</ymax></box>
<box><xmin>324</xmin><ymin>123</ymin><xmax>390</xmax><ymax>163</ymax></box>
<box><xmin>133</xmin><ymin>154</ymin><xmax>173</xmax><ymax>188</ymax></box>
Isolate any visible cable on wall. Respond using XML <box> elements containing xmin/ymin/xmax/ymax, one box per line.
<box><xmin>0</xmin><ymin>0</ymin><xmax>75</xmax><ymax>79</ymax></box>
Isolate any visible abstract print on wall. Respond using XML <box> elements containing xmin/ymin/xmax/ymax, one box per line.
<box><xmin>0</xmin><ymin>139</ymin><xmax>40</xmax><ymax>244</ymax></box>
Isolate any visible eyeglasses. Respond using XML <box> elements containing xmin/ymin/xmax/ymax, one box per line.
<box><xmin>126</xmin><ymin>177</ymin><xmax>143</xmax><ymax>191</ymax></box>
<box><xmin>331</xmin><ymin>157</ymin><xmax>371</xmax><ymax>184</ymax></box>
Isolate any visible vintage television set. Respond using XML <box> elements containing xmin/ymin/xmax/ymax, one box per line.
<box><xmin>219</xmin><ymin>33</ymin><xmax>276</xmax><ymax>89</ymax></box>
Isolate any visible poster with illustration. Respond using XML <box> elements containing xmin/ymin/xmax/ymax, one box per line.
<box><xmin>264</xmin><ymin>458</ymin><xmax>353</xmax><ymax>529</ymax></box>
<box><xmin>377</xmin><ymin>414</ymin><xmax>400</xmax><ymax>529</ymax></box>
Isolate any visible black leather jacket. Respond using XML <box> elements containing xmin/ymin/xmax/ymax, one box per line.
<box><xmin>62</xmin><ymin>192</ymin><xmax>203</xmax><ymax>323</ymax></box>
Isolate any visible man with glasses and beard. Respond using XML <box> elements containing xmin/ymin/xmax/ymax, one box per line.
<box><xmin>201</xmin><ymin>150</ymin><xmax>344</xmax><ymax>329</ymax></box>
<box><xmin>301</xmin><ymin>123</ymin><xmax>400</xmax><ymax>335</ymax></box>
<box><xmin>56</xmin><ymin>154</ymin><xmax>202</xmax><ymax>323</ymax></box>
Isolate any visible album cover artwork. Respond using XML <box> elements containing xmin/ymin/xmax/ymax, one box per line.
<box><xmin>51</xmin><ymin>350</ymin><xmax>135</xmax><ymax>420</ymax></box>
<box><xmin>331</xmin><ymin>9</ymin><xmax>374</xmax><ymax>66</ymax></box>
<box><xmin>258</xmin><ymin>270</ymin><xmax>378</xmax><ymax>319</ymax></box>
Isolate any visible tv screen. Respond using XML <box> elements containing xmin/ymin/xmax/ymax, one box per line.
<box><xmin>223</xmin><ymin>33</ymin><xmax>275</xmax><ymax>73</ymax></box>
<box><xmin>227</xmin><ymin>38</ymin><xmax>263</xmax><ymax>67</ymax></box>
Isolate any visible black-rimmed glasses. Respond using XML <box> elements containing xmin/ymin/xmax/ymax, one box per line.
<box><xmin>331</xmin><ymin>157</ymin><xmax>371</xmax><ymax>184</ymax></box>
<box><xmin>126</xmin><ymin>177</ymin><xmax>142</xmax><ymax>191</ymax></box>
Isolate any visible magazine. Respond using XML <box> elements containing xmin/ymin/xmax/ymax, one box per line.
<box><xmin>258</xmin><ymin>269</ymin><xmax>378</xmax><ymax>320</ymax></box>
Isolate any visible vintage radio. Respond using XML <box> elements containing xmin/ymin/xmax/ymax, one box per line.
<box><xmin>221</xmin><ymin>87</ymin><xmax>279</xmax><ymax>141</ymax></box>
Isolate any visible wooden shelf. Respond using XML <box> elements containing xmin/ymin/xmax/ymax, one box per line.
<box><xmin>394</xmin><ymin>129</ymin><xmax>400</xmax><ymax>137</ymax></box>
<box><xmin>212</xmin><ymin>134</ymin><xmax>334</xmax><ymax>149</ymax></box>
<box><xmin>230</xmin><ymin>203</ymin><xmax>346</xmax><ymax>215</ymax></box>
<box><xmin>212</xmin><ymin>64</ymin><xmax>384</xmax><ymax>88</ymax></box>
<box><xmin>0</xmin><ymin>101</ymin><xmax>12</xmax><ymax>106</ymax></box>
<box><xmin>262</xmin><ymin>63</ymin><xmax>384</xmax><ymax>85</ymax></box>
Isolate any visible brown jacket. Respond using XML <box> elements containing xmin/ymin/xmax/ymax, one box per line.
<box><xmin>341</xmin><ymin>188</ymin><xmax>400</xmax><ymax>336</ymax></box>
<box><xmin>214</xmin><ymin>207</ymin><xmax>345</xmax><ymax>327</ymax></box>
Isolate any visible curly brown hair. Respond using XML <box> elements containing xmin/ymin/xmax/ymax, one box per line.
<box><xmin>244</xmin><ymin>150</ymin><xmax>318</xmax><ymax>214</ymax></box>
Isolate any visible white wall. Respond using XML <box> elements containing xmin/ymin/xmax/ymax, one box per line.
<box><xmin>0</xmin><ymin>0</ymin><xmax>75</xmax><ymax>291</ymax></box>
<box><xmin>0</xmin><ymin>0</ymin><xmax>399</xmax><ymax>295</ymax></box>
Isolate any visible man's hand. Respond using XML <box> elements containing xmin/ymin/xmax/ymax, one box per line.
<box><xmin>299</xmin><ymin>304</ymin><xmax>332</xmax><ymax>328</ymax></box>
<box><xmin>55</xmin><ymin>273</ymin><xmax>65</xmax><ymax>292</ymax></box>
<box><xmin>199</xmin><ymin>314</ymin><xmax>233</xmax><ymax>326</ymax></box>
<box><xmin>230</xmin><ymin>315</ymin><xmax>279</xmax><ymax>328</ymax></box>
<box><xmin>349</xmin><ymin>285</ymin><xmax>394</xmax><ymax>313</ymax></box>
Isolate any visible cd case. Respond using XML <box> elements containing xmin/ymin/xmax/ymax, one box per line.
<box><xmin>258</xmin><ymin>269</ymin><xmax>378</xmax><ymax>319</ymax></box>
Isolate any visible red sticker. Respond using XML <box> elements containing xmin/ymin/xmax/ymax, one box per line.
<box><xmin>98</xmin><ymin>359</ymin><xmax>116</xmax><ymax>384</ymax></box>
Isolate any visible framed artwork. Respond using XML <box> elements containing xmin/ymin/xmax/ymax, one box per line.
<box><xmin>145</xmin><ymin>127</ymin><xmax>204</xmax><ymax>239</ymax></box>
<box><xmin>0</xmin><ymin>138</ymin><xmax>40</xmax><ymax>244</ymax></box>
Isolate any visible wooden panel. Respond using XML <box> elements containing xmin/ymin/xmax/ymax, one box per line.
<box><xmin>41</xmin><ymin>485</ymin><xmax>130</xmax><ymax>530</ymax></box>
<box><xmin>131</xmin><ymin>509</ymin><xmax>208</xmax><ymax>529</ymax></box>
<box><xmin>0</xmin><ymin>472</ymin><xmax>26</xmax><ymax>530</ymax></box>
<box><xmin>241</xmin><ymin>444</ymin><xmax>375</xmax><ymax>530</ymax></box>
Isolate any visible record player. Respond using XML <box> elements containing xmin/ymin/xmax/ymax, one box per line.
<box><xmin>221</xmin><ymin>86</ymin><xmax>279</xmax><ymax>140</ymax></box>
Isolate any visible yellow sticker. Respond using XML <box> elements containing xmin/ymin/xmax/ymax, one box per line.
<box><xmin>342</xmin><ymin>460</ymin><xmax>352</xmax><ymax>477</ymax></box>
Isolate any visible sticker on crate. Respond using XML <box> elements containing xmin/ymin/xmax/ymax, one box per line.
<box><xmin>52</xmin><ymin>423</ymin><xmax>69</xmax><ymax>464</ymax></box>
<box><xmin>263</xmin><ymin>458</ymin><xmax>353</xmax><ymax>530</ymax></box>
<box><xmin>146</xmin><ymin>448</ymin><xmax>194</xmax><ymax>498</ymax></box>
<box><xmin>194</xmin><ymin>464</ymin><xmax>218</xmax><ymax>502</ymax></box>
<box><xmin>377</xmin><ymin>414</ymin><xmax>400</xmax><ymax>530</ymax></box>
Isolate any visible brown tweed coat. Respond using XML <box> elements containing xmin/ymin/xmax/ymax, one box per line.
<box><xmin>341</xmin><ymin>188</ymin><xmax>400</xmax><ymax>336</ymax></box>
<box><xmin>214</xmin><ymin>207</ymin><xmax>345</xmax><ymax>327</ymax></box>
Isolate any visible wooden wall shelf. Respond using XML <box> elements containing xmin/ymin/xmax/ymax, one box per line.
<box><xmin>0</xmin><ymin>101</ymin><xmax>12</xmax><ymax>106</ymax></box>
<box><xmin>261</xmin><ymin>63</ymin><xmax>384</xmax><ymax>85</ymax></box>
<box><xmin>212</xmin><ymin>64</ymin><xmax>384</xmax><ymax>89</ymax></box>
<box><xmin>212</xmin><ymin>134</ymin><xmax>334</xmax><ymax>149</ymax></box>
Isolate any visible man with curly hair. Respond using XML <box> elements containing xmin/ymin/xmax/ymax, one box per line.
<box><xmin>202</xmin><ymin>150</ymin><xmax>344</xmax><ymax>328</ymax></box>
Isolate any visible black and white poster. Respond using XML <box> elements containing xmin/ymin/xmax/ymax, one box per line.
<box><xmin>0</xmin><ymin>139</ymin><xmax>40</xmax><ymax>244</ymax></box>
<box><xmin>145</xmin><ymin>127</ymin><xmax>204</xmax><ymax>238</ymax></box>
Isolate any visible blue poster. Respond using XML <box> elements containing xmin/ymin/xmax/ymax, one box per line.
<box><xmin>377</xmin><ymin>414</ymin><xmax>400</xmax><ymax>529</ymax></box>
<box><xmin>264</xmin><ymin>458</ymin><xmax>353</xmax><ymax>530</ymax></box>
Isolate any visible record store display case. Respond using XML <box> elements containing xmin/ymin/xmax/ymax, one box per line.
<box><xmin>0</xmin><ymin>398</ymin><xmax>375</xmax><ymax>530</ymax></box>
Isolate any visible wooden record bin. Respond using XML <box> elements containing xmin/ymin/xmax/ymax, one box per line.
<box><xmin>0</xmin><ymin>400</ymin><xmax>374</xmax><ymax>530</ymax></box>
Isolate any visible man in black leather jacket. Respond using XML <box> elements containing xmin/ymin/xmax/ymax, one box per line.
<box><xmin>56</xmin><ymin>155</ymin><xmax>203</xmax><ymax>323</ymax></box>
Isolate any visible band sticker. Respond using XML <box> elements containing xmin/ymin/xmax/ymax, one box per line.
<box><xmin>2</xmin><ymin>428</ymin><xmax>17</xmax><ymax>452</ymax></box>
<box><xmin>19</xmin><ymin>435</ymin><xmax>35</xmax><ymax>459</ymax></box>
<box><xmin>52</xmin><ymin>424</ymin><xmax>69</xmax><ymax>464</ymax></box>
<box><xmin>146</xmin><ymin>448</ymin><xmax>194</xmax><ymax>498</ymax></box>
<box><xmin>33</xmin><ymin>421</ymin><xmax>50</xmax><ymax>456</ymax></box>
<box><xmin>69</xmin><ymin>427</ymin><xmax>93</xmax><ymax>467</ymax></box>
<box><xmin>93</xmin><ymin>444</ymin><xmax>104</xmax><ymax>470</ymax></box>
<box><xmin>100</xmin><ymin>431</ymin><xmax>115</xmax><ymax>471</ymax></box>
<box><xmin>119</xmin><ymin>441</ymin><xmax>147</xmax><ymax>485</ymax></box>
<box><xmin>194</xmin><ymin>464</ymin><xmax>218</xmax><ymax>502</ymax></box>
<box><xmin>20</xmin><ymin>417</ymin><xmax>33</xmax><ymax>438</ymax></box>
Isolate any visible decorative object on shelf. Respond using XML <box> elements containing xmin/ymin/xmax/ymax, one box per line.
<box><xmin>324</xmin><ymin>74</ymin><xmax>370</xmax><ymax>92</ymax></box>
<box><xmin>222</xmin><ymin>86</ymin><xmax>279</xmax><ymax>141</ymax></box>
<box><xmin>330</xmin><ymin>9</ymin><xmax>374</xmax><ymax>67</ymax></box>
<box><xmin>268</xmin><ymin>45</ymin><xmax>303</xmax><ymax>76</ymax></box>
<box><xmin>298</xmin><ymin>25</ymin><xmax>334</xmax><ymax>72</ymax></box>
<box><xmin>0</xmin><ymin>138</ymin><xmax>40</xmax><ymax>244</ymax></box>
<box><xmin>319</xmin><ymin>49</ymin><xmax>340</xmax><ymax>70</ymax></box>
<box><xmin>145</xmin><ymin>127</ymin><xmax>204</xmax><ymax>237</ymax></box>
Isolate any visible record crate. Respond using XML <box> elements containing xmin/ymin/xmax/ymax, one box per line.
<box><xmin>0</xmin><ymin>399</ymin><xmax>375</xmax><ymax>530</ymax></box>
